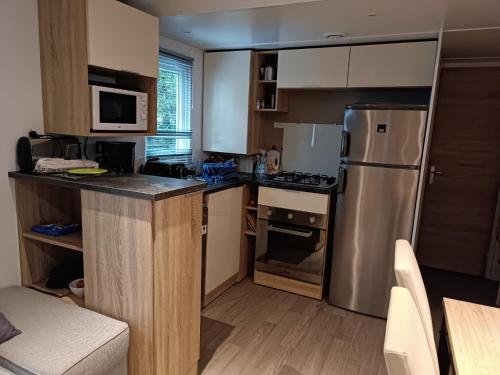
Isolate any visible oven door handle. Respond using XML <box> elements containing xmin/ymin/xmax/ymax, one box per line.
<box><xmin>268</xmin><ymin>224</ymin><xmax>313</xmax><ymax>238</ymax></box>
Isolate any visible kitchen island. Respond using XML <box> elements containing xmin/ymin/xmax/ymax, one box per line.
<box><xmin>9</xmin><ymin>172</ymin><xmax>207</xmax><ymax>375</ymax></box>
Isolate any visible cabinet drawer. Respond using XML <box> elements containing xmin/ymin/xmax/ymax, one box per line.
<box><xmin>258</xmin><ymin>187</ymin><xmax>329</xmax><ymax>214</ymax></box>
<box><xmin>277</xmin><ymin>47</ymin><xmax>349</xmax><ymax>88</ymax></box>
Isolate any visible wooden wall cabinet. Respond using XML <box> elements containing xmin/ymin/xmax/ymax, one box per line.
<box><xmin>203</xmin><ymin>50</ymin><xmax>258</xmax><ymax>154</ymax></box>
<box><xmin>347</xmin><ymin>41</ymin><xmax>437</xmax><ymax>87</ymax></box>
<box><xmin>277</xmin><ymin>47</ymin><xmax>350</xmax><ymax>89</ymax></box>
<box><xmin>204</xmin><ymin>187</ymin><xmax>243</xmax><ymax>305</ymax></box>
<box><xmin>37</xmin><ymin>0</ymin><xmax>158</xmax><ymax>136</ymax></box>
<box><xmin>87</xmin><ymin>0</ymin><xmax>159</xmax><ymax>78</ymax></box>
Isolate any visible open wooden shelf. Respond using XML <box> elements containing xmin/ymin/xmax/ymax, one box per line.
<box><xmin>30</xmin><ymin>282</ymin><xmax>85</xmax><ymax>307</ymax></box>
<box><xmin>257</xmin><ymin>80</ymin><xmax>277</xmax><ymax>83</ymax></box>
<box><xmin>255</xmin><ymin>108</ymin><xmax>278</xmax><ymax>112</ymax></box>
<box><xmin>245</xmin><ymin>205</ymin><xmax>258</xmax><ymax>211</ymax></box>
<box><xmin>62</xmin><ymin>294</ymin><xmax>85</xmax><ymax>308</ymax></box>
<box><xmin>244</xmin><ymin>230</ymin><xmax>257</xmax><ymax>236</ymax></box>
<box><xmin>23</xmin><ymin>232</ymin><xmax>83</xmax><ymax>252</ymax></box>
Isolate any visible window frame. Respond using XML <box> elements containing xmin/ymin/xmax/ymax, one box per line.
<box><xmin>145</xmin><ymin>50</ymin><xmax>194</xmax><ymax>163</ymax></box>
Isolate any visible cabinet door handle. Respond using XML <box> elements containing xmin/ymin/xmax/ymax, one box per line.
<box><xmin>268</xmin><ymin>224</ymin><xmax>313</xmax><ymax>238</ymax></box>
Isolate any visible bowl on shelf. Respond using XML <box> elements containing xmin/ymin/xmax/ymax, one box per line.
<box><xmin>69</xmin><ymin>278</ymin><xmax>84</xmax><ymax>298</ymax></box>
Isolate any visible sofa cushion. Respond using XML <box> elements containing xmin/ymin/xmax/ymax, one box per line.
<box><xmin>0</xmin><ymin>286</ymin><xmax>129</xmax><ymax>375</ymax></box>
<box><xmin>0</xmin><ymin>313</ymin><xmax>21</xmax><ymax>345</ymax></box>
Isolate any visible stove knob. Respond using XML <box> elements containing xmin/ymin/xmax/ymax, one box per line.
<box><xmin>267</xmin><ymin>209</ymin><xmax>272</xmax><ymax>216</ymax></box>
<box><xmin>288</xmin><ymin>213</ymin><xmax>294</xmax><ymax>220</ymax></box>
<box><xmin>309</xmin><ymin>216</ymin><xmax>317</xmax><ymax>224</ymax></box>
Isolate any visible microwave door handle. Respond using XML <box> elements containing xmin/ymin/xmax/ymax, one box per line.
<box><xmin>268</xmin><ymin>224</ymin><xmax>313</xmax><ymax>238</ymax></box>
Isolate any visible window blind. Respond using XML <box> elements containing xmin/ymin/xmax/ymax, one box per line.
<box><xmin>145</xmin><ymin>52</ymin><xmax>193</xmax><ymax>163</ymax></box>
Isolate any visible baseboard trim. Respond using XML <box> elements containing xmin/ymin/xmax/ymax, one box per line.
<box><xmin>204</xmin><ymin>272</ymin><xmax>239</xmax><ymax>307</ymax></box>
<box><xmin>253</xmin><ymin>270</ymin><xmax>323</xmax><ymax>300</ymax></box>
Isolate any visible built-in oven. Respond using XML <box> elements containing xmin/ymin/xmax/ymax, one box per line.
<box><xmin>256</xmin><ymin>205</ymin><xmax>328</xmax><ymax>285</ymax></box>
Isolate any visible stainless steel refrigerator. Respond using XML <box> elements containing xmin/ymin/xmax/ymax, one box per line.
<box><xmin>329</xmin><ymin>104</ymin><xmax>428</xmax><ymax>318</ymax></box>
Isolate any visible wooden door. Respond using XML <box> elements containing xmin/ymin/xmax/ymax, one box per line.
<box><xmin>417</xmin><ymin>67</ymin><xmax>500</xmax><ymax>276</ymax></box>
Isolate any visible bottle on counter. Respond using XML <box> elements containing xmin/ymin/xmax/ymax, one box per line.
<box><xmin>266</xmin><ymin>146</ymin><xmax>280</xmax><ymax>175</ymax></box>
<box><xmin>255</xmin><ymin>150</ymin><xmax>267</xmax><ymax>176</ymax></box>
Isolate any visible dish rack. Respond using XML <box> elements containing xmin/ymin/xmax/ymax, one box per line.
<box><xmin>202</xmin><ymin>160</ymin><xmax>239</xmax><ymax>185</ymax></box>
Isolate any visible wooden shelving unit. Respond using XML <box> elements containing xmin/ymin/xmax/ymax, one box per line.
<box><xmin>252</xmin><ymin>51</ymin><xmax>288</xmax><ymax>112</ymax></box>
<box><xmin>14</xmin><ymin>181</ymin><xmax>85</xmax><ymax>309</ymax></box>
<box><xmin>239</xmin><ymin>185</ymin><xmax>259</xmax><ymax>280</ymax></box>
<box><xmin>22</xmin><ymin>232</ymin><xmax>83</xmax><ymax>252</ymax></box>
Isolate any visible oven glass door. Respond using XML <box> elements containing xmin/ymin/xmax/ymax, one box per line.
<box><xmin>256</xmin><ymin>219</ymin><xmax>326</xmax><ymax>284</ymax></box>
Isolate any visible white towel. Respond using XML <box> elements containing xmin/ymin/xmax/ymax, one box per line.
<box><xmin>34</xmin><ymin>158</ymin><xmax>99</xmax><ymax>174</ymax></box>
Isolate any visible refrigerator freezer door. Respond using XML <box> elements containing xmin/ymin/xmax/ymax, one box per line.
<box><xmin>344</xmin><ymin>109</ymin><xmax>427</xmax><ymax>166</ymax></box>
<box><xmin>329</xmin><ymin>164</ymin><xmax>419</xmax><ymax>318</ymax></box>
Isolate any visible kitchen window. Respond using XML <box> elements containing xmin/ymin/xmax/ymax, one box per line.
<box><xmin>145</xmin><ymin>52</ymin><xmax>193</xmax><ymax>163</ymax></box>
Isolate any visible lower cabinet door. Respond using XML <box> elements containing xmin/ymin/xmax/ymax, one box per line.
<box><xmin>205</xmin><ymin>187</ymin><xmax>243</xmax><ymax>298</ymax></box>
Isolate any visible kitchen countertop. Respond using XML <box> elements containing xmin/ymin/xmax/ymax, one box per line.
<box><xmin>202</xmin><ymin>173</ymin><xmax>337</xmax><ymax>195</ymax></box>
<box><xmin>8</xmin><ymin>171</ymin><xmax>207</xmax><ymax>201</ymax></box>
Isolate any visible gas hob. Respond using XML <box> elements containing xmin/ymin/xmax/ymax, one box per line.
<box><xmin>264</xmin><ymin>171</ymin><xmax>336</xmax><ymax>188</ymax></box>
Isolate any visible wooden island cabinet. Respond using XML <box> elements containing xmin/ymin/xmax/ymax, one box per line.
<box><xmin>10</xmin><ymin>172</ymin><xmax>206</xmax><ymax>375</ymax></box>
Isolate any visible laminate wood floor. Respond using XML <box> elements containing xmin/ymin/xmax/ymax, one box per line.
<box><xmin>200</xmin><ymin>279</ymin><xmax>387</xmax><ymax>375</ymax></box>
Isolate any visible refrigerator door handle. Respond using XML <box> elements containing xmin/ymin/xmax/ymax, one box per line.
<box><xmin>340</xmin><ymin>130</ymin><xmax>350</xmax><ymax>157</ymax></box>
<box><xmin>338</xmin><ymin>166</ymin><xmax>347</xmax><ymax>193</ymax></box>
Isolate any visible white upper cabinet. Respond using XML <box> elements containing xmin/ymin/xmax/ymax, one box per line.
<box><xmin>86</xmin><ymin>0</ymin><xmax>159</xmax><ymax>78</ymax></box>
<box><xmin>277</xmin><ymin>47</ymin><xmax>350</xmax><ymax>89</ymax></box>
<box><xmin>203</xmin><ymin>50</ymin><xmax>252</xmax><ymax>154</ymax></box>
<box><xmin>348</xmin><ymin>41</ymin><xmax>437</xmax><ymax>88</ymax></box>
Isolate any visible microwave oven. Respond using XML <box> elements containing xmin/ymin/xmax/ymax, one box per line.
<box><xmin>90</xmin><ymin>85</ymin><xmax>148</xmax><ymax>132</ymax></box>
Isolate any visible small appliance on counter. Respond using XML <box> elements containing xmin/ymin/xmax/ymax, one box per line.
<box><xmin>16</xmin><ymin>133</ymin><xmax>83</xmax><ymax>174</ymax></box>
<box><xmin>96</xmin><ymin>141</ymin><xmax>135</xmax><ymax>173</ymax></box>
<box><xmin>141</xmin><ymin>158</ymin><xmax>194</xmax><ymax>179</ymax></box>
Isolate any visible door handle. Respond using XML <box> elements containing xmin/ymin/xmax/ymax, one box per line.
<box><xmin>268</xmin><ymin>225</ymin><xmax>313</xmax><ymax>238</ymax></box>
<box><xmin>429</xmin><ymin>165</ymin><xmax>444</xmax><ymax>185</ymax></box>
<box><xmin>338</xmin><ymin>166</ymin><xmax>347</xmax><ymax>193</ymax></box>
<box><xmin>340</xmin><ymin>130</ymin><xmax>350</xmax><ymax>157</ymax></box>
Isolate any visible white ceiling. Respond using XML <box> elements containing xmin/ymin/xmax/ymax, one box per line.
<box><xmin>123</xmin><ymin>0</ymin><xmax>500</xmax><ymax>54</ymax></box>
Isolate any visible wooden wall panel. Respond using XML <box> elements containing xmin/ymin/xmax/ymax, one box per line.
<box><xmin>38</xmin><ymin>0</ymin><xmax>90</xmax><ymax>136</ymax></box>
<box><xmin>153</xmin><ymin>192</ymin><xmax>202</xmax><ymax>375</ymax></box>
<box><xmin>81</xmin><ymin>190</ymin><xmax>154</xmax><ymax>375</ymax></box>
<box><xmin>256</xmin><ymin>88</ymin><xmax>431</xmax><ymax>150</ymax></box>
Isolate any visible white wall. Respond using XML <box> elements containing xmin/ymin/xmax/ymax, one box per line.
<box><xmin>0</xmin><ymin>0</ymin><xmax>44</xmax><ymax>287</ymax></box>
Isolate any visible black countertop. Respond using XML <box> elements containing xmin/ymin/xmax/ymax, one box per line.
<box><xmin>8</xmin><ymin>171</ymin><xmax>207</xmax><ymax>201</ymax></box>
<box><xmin>202</xmin><ymin>173</ymin><xmax>337</xmax><ymax>195</ymax></box>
